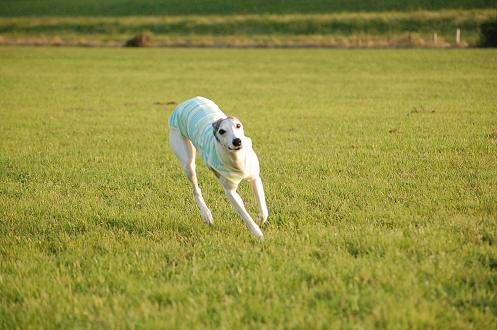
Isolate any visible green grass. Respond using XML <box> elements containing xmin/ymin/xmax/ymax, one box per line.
<box><xmin>1</xmin><ymin>0</ymin><xmax>496</xmax><ymax>17</ymax></box>
<box><xmin>1</xmin><ymin>47</ymin><xmax>497</xmax><ymax>328</ymax></box>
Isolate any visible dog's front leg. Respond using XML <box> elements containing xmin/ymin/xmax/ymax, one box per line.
<box><xmin>221</xmin><ymin>179</ymin><xmax>263</xmax><ymax>239</ymax></box>
<box><xmin>250</xmin><ymin>177</ymin><xmax>268</xmax><ymax>224</ymax></box>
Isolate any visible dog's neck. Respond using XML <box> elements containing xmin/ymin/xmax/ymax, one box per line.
<box><xmin>215</xmin><ymin>141</ymin><xmax>247</xmax><ymax>173</ymax></box>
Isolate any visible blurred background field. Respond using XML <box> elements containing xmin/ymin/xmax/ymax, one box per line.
<box><xmin>0</xmin><ymin>0</ymin><xmax>496</xmax><ymax>47</ymax></box>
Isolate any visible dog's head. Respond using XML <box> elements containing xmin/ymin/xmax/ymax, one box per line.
<box><xmin>212</xmin><ymin>117</ymin><xmax>246</xmax><ymax>152</ymax></box>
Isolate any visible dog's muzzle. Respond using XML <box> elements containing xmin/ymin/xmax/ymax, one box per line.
<box><xmin>231</xmin><ymin>138</ymin><xmax>243</xmax><ymax>150</ymax></box>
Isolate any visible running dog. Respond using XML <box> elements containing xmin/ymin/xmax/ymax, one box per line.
<box><xmin>168</xmin><ymin>96</ymin><xmax>268</xmax><ymax>239</ymax></box>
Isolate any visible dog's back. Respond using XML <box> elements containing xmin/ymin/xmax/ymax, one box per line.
<box><xmin>168</xmin><ymin>96</ymin><xmax>225</xmax><ymax>150</ymax></box>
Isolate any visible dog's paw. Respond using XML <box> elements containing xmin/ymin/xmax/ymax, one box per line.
<box><xmin>201</xmin><ymin>208</ymin><xmax>214</xmax><ymax>225</ymax></box>
<box><xmin>258</xmin><ymin>210</ymin><xmax>268</xmax><ymax>225</ymax></box>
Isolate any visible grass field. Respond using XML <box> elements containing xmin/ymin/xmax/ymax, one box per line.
<box><xmin>1</xmin><ymin>47</ymin><xmax>497</xmax><ymax>328</ymax></box>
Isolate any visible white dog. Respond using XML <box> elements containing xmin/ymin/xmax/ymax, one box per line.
<box><xmin>168</xmin><ymin>96</ymin><xmax>268</xmax><ymax>239</ymax></box>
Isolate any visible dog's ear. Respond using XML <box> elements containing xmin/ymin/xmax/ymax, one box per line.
<box><xmin>212</xmin><ymin>118</ymin><xmax>225</xmax><ymax>142</ymax></box>
<box><xmin>212</xmin><ymin>118</ymin><xmax>224</xmax><ymax>134</ymax></box>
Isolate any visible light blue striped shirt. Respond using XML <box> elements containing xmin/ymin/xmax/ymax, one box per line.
<box><xmin>169</xmin><ymin>96</ymin><xmax>244</xmax><ymax>183</ymax></box>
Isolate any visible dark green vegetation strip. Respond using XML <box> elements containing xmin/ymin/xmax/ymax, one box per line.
<box><xmin>1</xmin><ymin>0</ymin><xmax>495</xmax><ymax>16</ymax></box>
<box><xmin>1</xmin><ymin>47</ymin><xmax>496</xmax><ymax>328</ymax></box>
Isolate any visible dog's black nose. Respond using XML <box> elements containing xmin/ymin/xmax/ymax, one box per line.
<box><xmin>233</xmin><ymin>138</ymin><xmax>242</xmax><ymax>147</ymax></box>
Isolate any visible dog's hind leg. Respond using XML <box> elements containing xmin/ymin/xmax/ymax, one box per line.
<box><xmin>169</xmin><ymin>128</ymin><xmax>213</xmax><ymax>225</ymax></box>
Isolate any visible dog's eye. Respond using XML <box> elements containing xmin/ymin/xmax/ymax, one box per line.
<box><xmin>218</xmin><ymin>129</ymin><xmax>226</xmax><ymax>135</ymax></box>
<box><xmin>236</xmin><ymin>123</ymin><xmax>241</xmax><ymax>128</ymax></box>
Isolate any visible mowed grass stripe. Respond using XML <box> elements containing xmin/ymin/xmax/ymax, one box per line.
<box><xmin>0</xmin><ymin>10</ymin><xmax>494</xmax><ymax>36</ymax></box>
<box><xmin>0</xmin><ymin>47</ymin><xmax>496</xmax><ymax>328</ymax></box>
